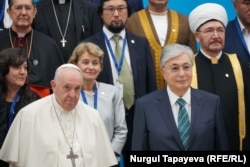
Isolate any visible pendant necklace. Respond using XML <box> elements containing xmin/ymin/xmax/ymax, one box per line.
<box><xmin>9</xmin><ymin>29</ymin><xmax>38</xmax><ymax>65</ymax></box>
<box><xmin>51</xmin><ymin>0</ymin><xmax>72</xmax><ymax>47</ymax></box>
<box><xmin>52</xmin><ymin>95</ymin><xmax>78</xmax><ymax>167</ymax></box>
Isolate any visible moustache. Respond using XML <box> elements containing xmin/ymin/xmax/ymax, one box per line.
<box><xmin>210</xmin><ymin>40</ymin><xmax>222</xmax><ymax>44</ymax></box>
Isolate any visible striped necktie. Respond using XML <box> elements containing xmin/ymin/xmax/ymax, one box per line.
<box><xmin>177</xmin><ymin>98</ymin><xmax>190</xmax><ymax>150</ymax></box>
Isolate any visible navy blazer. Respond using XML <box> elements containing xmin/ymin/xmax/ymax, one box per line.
<box><xmin>84</xmin><ymin>31</ymin><xmax>157</xmax><ymax>100</ymax></box>
<box><xmin>132</xmin><ymin>88</ymin><xmax>229</xmax><ymax>151</ymax></box>
<box><xmin>224</xmin><ymin>18</ymin><xmax>250</xmax><ymax>68</ymax></box>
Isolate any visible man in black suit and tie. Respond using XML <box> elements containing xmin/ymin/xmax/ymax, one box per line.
<box><xmin>132</xmin><ymin>43</ymin><xmax>229</xmax><ymax>151</ymax></box>
<box><xmin>84</xmin><ymin>0</ymin><xmax>157</xmax><ymax>153</ymax></box>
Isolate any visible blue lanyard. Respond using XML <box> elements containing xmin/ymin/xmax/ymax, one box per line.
<box><xmin>8</xmin><ymin>92</ymin><xmax>19</xmax><ymax>129</ymax></box>
<box><xmin>103</xmin><ymin>32</ymin><xmax>127</xmax><ymax>75</ymax></box>
<box><xmin>235</xmin><ymin>18</ymin><xmax>250</xmax><ymax>54</ymax></box>
<box><xmin>81</xmin><ymin>82</ymin><xmax>98</xmax><ymax>109</ymax></box>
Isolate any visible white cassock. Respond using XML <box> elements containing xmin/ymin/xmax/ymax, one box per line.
<box><xmin>0</xmin><ymin>94</ymin><xmax>117</xmax><ymax>167</ymax></box>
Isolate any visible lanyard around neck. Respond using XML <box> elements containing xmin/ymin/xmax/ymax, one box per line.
<box><xmin>103</xmin><ymin>31</ymin><xmax>127</xmax><ymax>75</ymax></box>
<box><xmin>8</xmin><ymin>91</ymin><xmax>20</xmax><ymax>129</ymax></box>
<box><xmin>81</xmin><ymin>82</ymin><xmax>98</xmax><ymax>109</ymax></box>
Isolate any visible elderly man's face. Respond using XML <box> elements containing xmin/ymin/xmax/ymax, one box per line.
<box><xmin>161</xmin><ymin>53</ymin><xmax>192</xmax><ymax>96</ymax></box>
<box><xmin>7</xmin><ymin>0</ymin><xmax>37</xmax><ymax>30</ymax></box>
<box><xmin>51</xmin><ymin>68</ymin><xmax>83</xmax><ymax>111</ymax></box>
<box><xmin>195</xmin><ymin>21</ymin><xmax>225</xmax><ymax>55</ymax></box>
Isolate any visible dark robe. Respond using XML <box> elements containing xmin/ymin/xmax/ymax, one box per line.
<box><xmin>195</xmin><ymin>51</ymin><xmax>250</xmax><ymax>150</ymax></box>
<box><xmin>33</xmin><ymin>0</ymin><xmax>102</xmax><ymax>62</ymax></box>
<box><xmin>0</xmin><ymin>29</ymin><xmax>65</xmax><ymax>88</ymax></box>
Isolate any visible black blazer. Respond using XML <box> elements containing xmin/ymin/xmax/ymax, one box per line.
<box><xmin>33</xmin><ymin>0</ymin><xmax>102</xmax><ymax>42</ymax></box>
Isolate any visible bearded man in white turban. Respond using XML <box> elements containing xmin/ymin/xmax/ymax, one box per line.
<box><xmin>188</xmin><ymin>3</ymin><xmax>250</xmax><ymax>151</ymax></box>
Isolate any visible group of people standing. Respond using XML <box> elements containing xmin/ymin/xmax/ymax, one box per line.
<box><xmin>0</xmin><ymin>0</ymin><xmax>250</xmax><ymax>167</ymax></box>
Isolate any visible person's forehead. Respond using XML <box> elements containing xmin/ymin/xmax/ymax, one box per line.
<box><xmin>11</xmin><ymin>0</ymin><xmax>33</xmax><ymax>5</ymax></box>
<box><xmin>236</xmin><ymin>0</ymin><xmax>250</xmax><ymax>3</ymax></box>
<box><xmin>165</xmin><ymin>54</ymin><xmax>191</xmax><ymax>64</ymax></box>
<box><xmin>61</xmin><ymin>68</ymin><xmax>81</xmax><ymax>76</ymax></box>
<box><xmin>199</xmin><ymin>20</ymin><xmax>224</xmax><ymax>29</ymax></box>
<box><xmin>103</xmin><ymin>0</ymin><xmax>127</xmax><ymax>6</ymax></box>
<box><xmin>241</xmin><ymin>0</ymin><xmax>250</xmax><ymax>2</ymax></box>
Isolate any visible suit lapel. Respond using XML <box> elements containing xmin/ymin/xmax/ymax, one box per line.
<box><xmin>233</xmin><ymin>19</ymin><xmax>249</xmax><ymax>54</ymax></box>
<box><xmin>157</xmin><ymin>90</ymin><xmax>183</xmax><ymax>148</ymax></box>
<box><xmin>188</xmin><ymin>88</ymin><xmax>203</xmax><ymax>148</ymax></box>
<box><xmin>94</xmin><ymin>32</ymin><xmax>114</xmax><ymax>84</ymax></box>
<box><xmin>126</xmin><ymin>32</ymin><xmax>138</xmax><ymax>86</ymax></box>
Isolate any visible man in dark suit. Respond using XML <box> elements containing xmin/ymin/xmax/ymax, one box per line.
<box><xmin>132</xmin><ymin>43</ymin><xmax>229</xmax><ymax>151</ymax></box>
<box><xmin>32</xmin><ymin>0</ymin><xmax>102</xmax><ymax>62</ymax></box>
<box><xmin>224</xmin><ymin>0</ymin><xmax>250</xmax><ymax>68</ymax></box>
<box><xmin>84</xmin><ymin>0</ymin><xmax>156</xmax><ymax>153</ymax></box>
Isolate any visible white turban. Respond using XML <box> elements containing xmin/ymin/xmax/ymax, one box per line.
<box><xmin>188</xmin><ymin>3</ymin><xmax>228</xmax><ymax>33</ymax></box>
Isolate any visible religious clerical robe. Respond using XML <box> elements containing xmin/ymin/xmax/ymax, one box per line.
<box><xmin>0</xmin><ymin>94</ymin><xmax>117</xmax><ymax>167</ymax></box>
<box><xmin>0</xmin><ymin>29</ymin><xmax>65</xmax><ymax>88</ymax></box>
<box><xmin>192</xmin><ymin>52</ymin><xmax>250</xmax><ymax>150</ymax></box>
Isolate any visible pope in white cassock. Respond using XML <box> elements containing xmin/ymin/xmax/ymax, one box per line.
<box><xmin>0</xmin><ymin>64</ymin><xmax>117</xmax><ymax>167</ymax></box>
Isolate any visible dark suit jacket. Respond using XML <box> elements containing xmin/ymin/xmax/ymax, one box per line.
<box><xmin>84</xmin><ymin>31</ymin><xmax>157</xmax><ymax>100</ymax></box>
<box><xmin>33</xmin><ymin>0</ymin><xmax>102</xmax><ymax>42</ymax></box>
<box><xmin>224</xmin><ymin>18</ymin><xmax>250</xmax><ymax>68</ymax></box>
<box><xmin>32</xmin><ymin>0</ymin><xmax>102</xmax><ymax>61</ymax></box>
<box><xmin>132</xmin><ymin>88</ymin><xmax>229</xmax><ymax>151</ymax></box>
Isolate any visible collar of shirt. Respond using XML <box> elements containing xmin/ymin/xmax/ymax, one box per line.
<box><xmin>102</xmin><ymin>26</ymin><xmax>126</xmax><ymax>40</ymax></box>
<box><xmin>167</xmin><ymin>86</ymin><xmax>191</xmax><ymax>106</ymax></box>
<box><xmin>237</xmin><ymin>17</ymin><xmax>249</xmax><ymax>35</ymax></box>
<box><xmin>167</xmin><ymin>86</ymin><xmax>191</xmax><ymax>125</ymax></box>
<box><xmin>200</xmin><ymin>49</ymin><xmax>222</xmax><ymax>60</ymax></box>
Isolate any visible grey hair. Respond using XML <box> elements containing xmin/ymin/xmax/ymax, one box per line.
<box><xmin>160</xmin><ymin>43</ymin><xmax>194</xmax><ymax>67</ymax></box>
